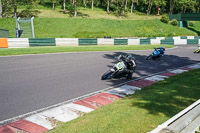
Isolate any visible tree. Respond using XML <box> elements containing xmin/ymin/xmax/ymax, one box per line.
<box><xmin>147</xmin><ymin>0</ymin><xmax>153</xmax><ymax>16</ymax></box>
<box><xmin>63</xmin><ymin>0</ymin><xmax>66</xmax><ymax>13</ymax></box>
<box><xmin>107</xmin><ymin>0</ymin><xmax>110</xmax><ymax>13</ymax></box>
<box><xmin>91</xmin><ymin>0</ymin><xmax>94</xmax><ymax>10</ymax></box>
<box><xmin>51</xmin><ymin>0</ymin><xmax>58</xmax><ymax>10</ymax></box>
<box><xmin>2</xmin><ymin>0</ymin><xmax>12</xmax><ymax>18</ymax></box>
<box><xmin>0</xmin><ymin>0</ymin><xmax>2</xmax><ymax>18</ymax></box>
<box><xmin>130</xmin><ymin>0</ymin><xmax>138</xmax><ymax>13</ymax></box>
<box><xmin>74</xmin><ymin>0</ymin><xmax>77</xmax><ymax>16</ymax></box>
<box><xmin>169</xmin><ymin>0</ymin><xmax>174</xmax><ymax>14</ymax></box>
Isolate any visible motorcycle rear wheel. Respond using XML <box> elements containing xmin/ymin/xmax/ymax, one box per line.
<box><xmin>101</xmin><ymin>70</ymin><xmax>113</xmax><ymax>80</ymax></box>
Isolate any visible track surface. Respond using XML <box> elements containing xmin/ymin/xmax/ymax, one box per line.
<box><xmin>0</xmin><ymin>45</ymin><xmax>199</xmax><ymax>121</ymax></box>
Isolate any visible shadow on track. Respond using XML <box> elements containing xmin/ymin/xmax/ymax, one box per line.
<box><xmin>101</xmin><ymin>51</ymin><xmax>199</xmax><ymax>86</ymax></box>
<box><xmin>101</xmin><ymin>51</ymin><xmax>200</xmax><ymax>118</ymax></box>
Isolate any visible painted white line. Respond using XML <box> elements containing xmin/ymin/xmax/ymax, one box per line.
<box><xmin>170</xmin><ymin>69</ymin><xmax>187</xmax><ymax>74</ymax></box>
<box><xmin>106</xmin><ymin>85</ymin><xmax>141</xmax><ymax>97</ymax></box>
<box><xmin>145</xmin><ymin>75</ymin><xmax>168</xmax><ymax>82</ymax></box>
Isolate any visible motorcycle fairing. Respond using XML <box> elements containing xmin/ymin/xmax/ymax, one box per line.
<box><xmin>115</xmin><ymin>62</ymin><xmax>126</xmax><ymax>70</ymax></box>
<box><xmin>152</xmin><ymin>50</ymin><xmax>160</xmax><ymax>56</ymax></box>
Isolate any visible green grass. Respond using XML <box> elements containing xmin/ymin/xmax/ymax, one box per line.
<box><xmin>0</xmin><ymin>45</ymin><xmax>173</xmax><ymax>56</ymax></box>
<box><xmin>49</xmin><ymin>68</ymin><xmax>200</xmax><ymax>133</ymax></box>
<box><xmin>17</xmin><ymin>6</ymin><xmax>160</xmax><ymax>20</ymax></box>
<box><xmin>0</xmin><ymin>18</ymin><xmax>198</xmax><ymax>38</ymax></box>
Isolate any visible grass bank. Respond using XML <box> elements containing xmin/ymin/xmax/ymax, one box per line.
<box><xmin>0</xmin><ymin>45</ymin><xmax>173</xmax><ymax>56</ymax></box>
<box><xmin>49</xmin><ymin>68</ymin><xmax>200</xmax><ymax>133</ymax></box>
<box><xmin>0</xmin><ymin>18</ymin><xmax>198</xmax><ymax>38</ymax></box>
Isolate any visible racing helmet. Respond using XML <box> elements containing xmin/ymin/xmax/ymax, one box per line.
<box><xmin>161</xmin><ymin>46</ymin><xmax>165</xmax><ymax>51</ymax></box>
<box><xmin>126</xmin><ymin>54</ymin><xmax>133</xmax><ymax>62</ymax></box>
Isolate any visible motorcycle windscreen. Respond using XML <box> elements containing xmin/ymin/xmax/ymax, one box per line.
<box><xmin>115</xmin><ymin>62</ymin><xmax>126</xmax><ymax>70</ymax></box>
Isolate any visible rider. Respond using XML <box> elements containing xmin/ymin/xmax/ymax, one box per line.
<box><xmin>118</xmin><ymin>55</ymin><xmax>136</xmax><ymax>80</ymax></box>
<box><xmin>158</xmin><ymin>46</ymin><xmax>165</xmax><ymax>55</ymax></box>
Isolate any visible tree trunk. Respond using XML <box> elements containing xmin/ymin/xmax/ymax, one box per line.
<box><xmin>0</xmin><ymin>0</ymin><xmax>2</xmax><ymax>18</ymax></box>
<box><xmin>147</xmin><ymin>0</ymin><xmax>153</xmax><ymax>16</ymax></box>
<box><xmin>131</xmin><ymin>1</ymin><xmax>133</xmax><ymax>13</ymax></box>
<box><xmin>124</xmin><ymin>0</ymin><xmax>127</xmax><ymax>10</ymax></box>
<box><xmin>107</xmin><ymin>0</ymin><xmax>110</xmax><ymax>13</ymax></box>
<box><xmin>169</xmin><ymin>0</ymin><xmax>174</xmax><ymax>14</ymax></box>
<box><xmin>83</xmin><ymin>0</ymin><xmax>87</xmax><ymax>8</ymax></box>
<box><xmin>119</xmin><ymin>0</ymin><xmax>125</xmax><ymax>17</ymax></box>
<box><xmin>53</xmin><ymin>2</ymin><xmax>55</xmax><ymax>10</ymax></box>
<box><xmin>63</xmin><ymin>0</ymin><xmax>66</xmax><ymax>13</ymax></box>
<box><xmin>74</xmin><ymin>0</ymin><xmax>77</xmax><ymax>17</ymax></box>
<box><xmin>91</xmin><ymin>0</ymin><xmax>94</xmax><ymax>10</ymax></box>
<box><xmin>13</xmin><ymin>0</ymin><xmax>17</xmax><ymax>18</ymax></box>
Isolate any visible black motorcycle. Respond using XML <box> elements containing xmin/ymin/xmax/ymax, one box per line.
<box><xmin>101</xmin><ymin>54</ymin><xmax>136</xmax><ymax>80</ymax></box>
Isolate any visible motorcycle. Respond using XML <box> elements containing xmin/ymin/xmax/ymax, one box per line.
<box><xmin>146</xmin><ymin>46</ymin><xmax>165</xmax><ymax>60</ymax></box>
<box><xmin>194</xmin><ymin>48</ymin><xmax>200</xmax><ymax>53</ymax></box>
<box><xmin>101</xmin><ymin>54</ymin><xmax>136</xmax><ymax>80</ymax></box>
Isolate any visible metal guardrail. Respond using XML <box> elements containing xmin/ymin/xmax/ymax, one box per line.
<box><xmin>149</xmin><ymin>99</ymin><xmax>200</xmax><ymax>133</ymax></box>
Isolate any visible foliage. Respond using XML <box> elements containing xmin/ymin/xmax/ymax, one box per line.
<box><xmin>189</xmin><ymin>21</ymin><xmax>195</xmax><ymax>27</ymax></box>
<box><xmin>160</xmin><ymin>14</ymin><xmax>169</xmax><ymax>23</ymax></box>
<box><xmin>170</xmin><ymin>19</ymin><xmax>178</xmax><ymax>26</ymax></box>
<box><xmin>1</xmin><ymin>0</ymin><xmax>200</xmax><ymax>18</ymax></box>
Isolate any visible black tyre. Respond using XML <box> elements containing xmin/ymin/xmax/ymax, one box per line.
<box><xmin>101</xmin><ymin>70</ymin><xmax>113</xmax><ymax>80</ymax></box>
<box><xmin>146</xmin><ymin>55</ymin><xmax>152</xmax><ymax>60</ymax></box>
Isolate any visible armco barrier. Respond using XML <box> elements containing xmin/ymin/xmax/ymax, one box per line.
<box><xmin>140</xmin><ymin>38</ymin><xmax>150</xmax><ymax>45</ymax></box>
<box><xmin>98</xmin><ymin>38</ymin><xmax>114</xmax><ymax>45</ymax></box>
<box><xmin>150</xmin><ymin>39</ymin><xmax>162</xmax><ymax>45</ymax></box>
<box><xmin>187</xmin><ymin>39</ymin><xmax>199</xmax><ymax>45</ymax></box>
<box><xmin>2</xmin><ymin>36</ymin><xmax>200</xmax><ymax>48</ymax></box>
<box><xmin>29</xmin><ymin>38</ymin><xmax>56</xmax><ymax>46</ymax></box>
<box><xmin>128</xmin><ymin>39</ymin><xmax>140</xmax><ymax>45</ymax></box>
<box><xmin>8</xmin><ymin>38</ymin><xmax>29</xmax><ymax>48</ymax></box>
<box><xmin>114</xmin><ymin>39</ymin><xmax>128</xmax><ymax>45</ymax></box>
<box><xmin>174</xmin><ymin>39</ymin><xmax>187</xmax><ymax>45</ymax></box>
<box><xmin>78</xmin><ymin>39</ymin><xmax>97</xmax><ymax>45</ymax></box>
<box><xmin>0</xmin><ymin>38</ymin><xmax>8</xmax><ymax>48</ymax></box>
<box><xmin>161</xmin><ymin>39</ymin><xmax>174</xmax><ymax>45</ymax></box>
<box><xmin>56</xmin><ymin>38</ymin><xmax>78</xmax><ymax>46</ymax></box>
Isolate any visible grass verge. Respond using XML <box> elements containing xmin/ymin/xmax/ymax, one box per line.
<box><xmin>0</xmin><ymin>18</ymin><xmax>198</xmax><ymax>38</ymax></box>
<box><xmin>49</xmin><ymin>68</ymin><xmax>200</xmax><ymax>133</ymax></box>
<box><xmin>0</xmin><ymin>45</ymin><xmax>173</xmax><ymax>56</ymax></box>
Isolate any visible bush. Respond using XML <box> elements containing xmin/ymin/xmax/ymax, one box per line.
<box><xmin>189</xmin><ymin>21</ymin><xmax>195</xmax><ymax>27</ymax></box>
<box><xmin>170</xmin><ymin>19</ymin><xmax>178</xmax><ymax>26</ymax></box>
<box><xmin>160</xmin><ymin>14</ymin><xmax>169</xmax><ymax>23</ymax></box>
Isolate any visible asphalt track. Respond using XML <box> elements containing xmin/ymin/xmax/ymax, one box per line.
<box><xmin>0</xmin><ymin>45</ymin><xmax>200</xmax><ymax>122</ymax></box>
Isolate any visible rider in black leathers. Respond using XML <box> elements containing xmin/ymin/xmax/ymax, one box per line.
<box><xmin>118</xmin><ymin>55</ymin><xmax>136</xmax><ymax>80</ymax></box>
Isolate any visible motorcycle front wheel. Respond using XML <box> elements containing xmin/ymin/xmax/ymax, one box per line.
<box><xmin>146</xmin><ymin>55</ymin><xmax>153</xmax><ymax>60</ymax></box>
<box><xmin>101</xmin><ymin>70</ymin><xmax>114</xmax><ymax>80</ymax></box>
<box><xmin>194</xmin><ymin>49</ymin><xmax>200</xmax><ymax>53</ymax></box>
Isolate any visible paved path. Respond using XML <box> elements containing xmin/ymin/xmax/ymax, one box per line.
<box><xmin>0</xmin><ymin>45</ymin><xmax>199</xmax><ymax>122</ymax></box>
